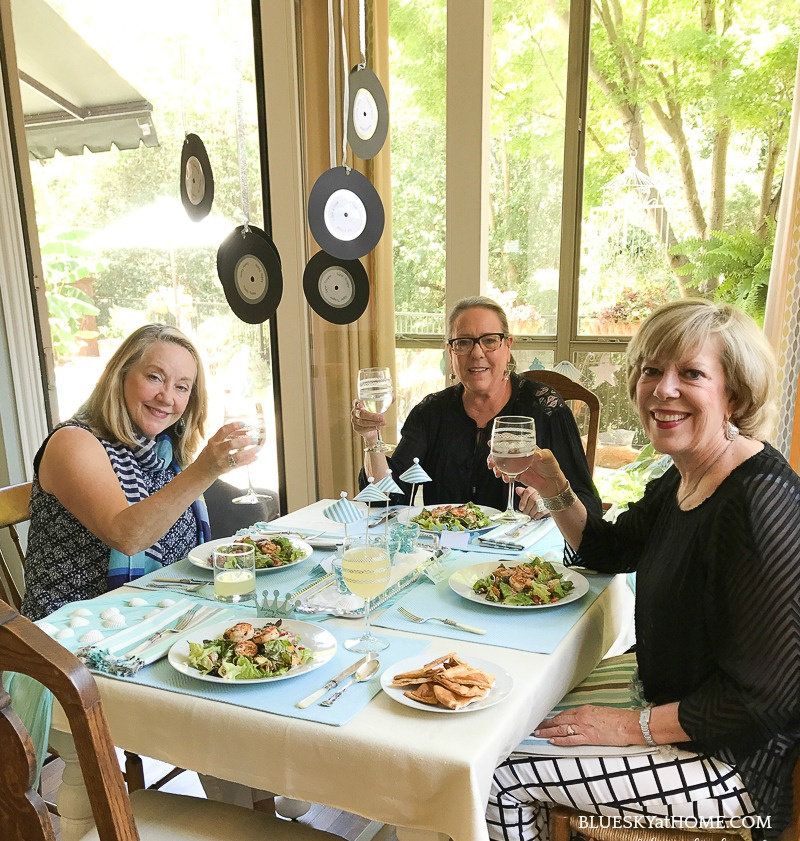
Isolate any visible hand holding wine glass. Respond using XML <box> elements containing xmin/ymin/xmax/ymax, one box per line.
<box><xmin>490</xmin><ymin>415</ymin><xmax>537</xmax><ymax>522</ymax></box>
<box><xmin>223</xmin><ymin>397</ymin><xmax>271</xmax><ymax>505</ymax></box>
<box><xmin>356</xmin><ymin>367</ymin><xmax>394</xmax><ymax>453</ymax></box>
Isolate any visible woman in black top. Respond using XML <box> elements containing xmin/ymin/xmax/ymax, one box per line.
<box><xmin>487</xmin><ymin>299</ymin><xmax>800</xmax><ymax>841</ymax></box>
<box><xmin>352</xmin><ymin>296</ymin><xmax>601</xmax><ymax>516</ymax></box>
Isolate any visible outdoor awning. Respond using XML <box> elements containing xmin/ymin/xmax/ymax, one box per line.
<box><xmin>12</xmin><ymin>0</ymin><xmax>159</xmax><ymax>160</ymax></box>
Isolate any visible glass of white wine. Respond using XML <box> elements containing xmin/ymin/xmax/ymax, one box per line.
<box><xmin>223</xmin><ymin>397</ymin><xmax>271</xmax><ymax>505</ymax></box>
<box><xmin>213</xmin><ymin>543</ymin><xmax>256</xmax><ymax>603</ymax></box>
<box><xmin>340</xmin><ymin>534</ymin><xmax>391</xmax><ymax>653</ymax></box>
<box><xmin>490</xmin><ymin>415</ymin><xmax>537</xmax><ymax>522</ymax></box>
<box><xmin>357</xmin><ymin>367</ymin><xmax>394</xmax><ymax>453</ymax></box>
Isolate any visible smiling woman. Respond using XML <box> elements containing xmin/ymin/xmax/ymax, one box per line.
<box><xmin>21</xmin><ymin>324</ymin><xmax>261</xmax><ymax>621</ymax></box>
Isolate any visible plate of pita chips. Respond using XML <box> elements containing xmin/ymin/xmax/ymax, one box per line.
<box><xmin>380</xmin><ymin>651</ymin><xmax>513</xmax><ymax>713</ymax></box>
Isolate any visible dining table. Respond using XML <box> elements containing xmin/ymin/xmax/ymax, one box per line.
<box><xmin>46</xmin><ymin>501</ymin><xmax>635</xmax><ymax>841</ymax></box>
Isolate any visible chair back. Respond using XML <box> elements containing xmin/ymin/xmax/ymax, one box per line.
<box><xmin>0</xmin><ymin>598</ymin><xmax>139</xmax><ymax>841</ymax></box>
<box><xmin>0</xmin><ymin>482</ymin><xmax>31</xmax><ymax>611</ymax></box>
<box><xmin>520</xmin><ymin>370</ymin><xmax>600</xmax><ymax>474</ymax></box>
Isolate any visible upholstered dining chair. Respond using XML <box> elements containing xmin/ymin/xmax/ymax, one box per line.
<box><xmin>0</xmin><ymin>597</ymin><xmax>340</xmax><ymax>841</ymax></box>
<box><xmin>520</xmin><ymin>370</ymin><xmax>601</xmax><ymax>474</ymax></box>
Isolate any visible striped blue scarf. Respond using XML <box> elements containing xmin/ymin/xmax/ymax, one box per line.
<box><xmin>106</xmin><ymin>433</ymin><xmax>210</xmax><ymax>590</ymax></box>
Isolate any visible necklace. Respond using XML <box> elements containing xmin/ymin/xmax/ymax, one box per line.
<box><xmin>676</xmin><ymin>440</ymin><xmax>734</xmax><ymax>508</ymax></box>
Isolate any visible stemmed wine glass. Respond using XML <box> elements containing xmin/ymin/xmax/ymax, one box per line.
<box><xmin>340</xmin><ymin>534</ymin><xmax>391</xmax><ymax>652</ymax></box>
<box><xmin>223</xmin><ymin>397</ymin><xmax>271</xmax><ymax>505</ymax></box>
<box><xmin>490</xmin><ymin>415</ymin><xmax>537</xmax><ymax>522</ymax></box>
<box><xmin>357</xmin><ymin>367</ymin><xmax>394</xmax><ymax>453</ymax></box>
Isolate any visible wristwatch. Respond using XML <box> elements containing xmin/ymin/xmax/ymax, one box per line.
<box><xmin>639</xmin><ymin>706</ymin><xmax>657</xmax><ymax>747</ymax></box>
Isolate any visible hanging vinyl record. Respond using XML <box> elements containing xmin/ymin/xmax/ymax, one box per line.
<box><xmin>347</xmin><ymin>66</ymin><xmax>389</xmax><ymax>160</ymax></box>
<box><xmin>180</xmin><ymin>133</ymin><xmax>214</xmax><ymax>221</ymax></box>
<box><xmin>216</xmin><ymin>225</ymin><xmax>283</xmax><ymax>324</ymax></box>
<box><xmin>303</xmin><ymin>250</ymin><xmax>369</xmax><ymax>325</ymax></box>
<box><xmin>307</xmin><ymin>166</ymin><xmax>384</xmax><ymax>261</ymax></box>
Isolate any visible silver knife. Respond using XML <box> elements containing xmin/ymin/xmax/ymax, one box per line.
<box><xmin>295</xmin><ymin>655</ymin><xmax>371</xmax><ymax>708</ymax></box>
<box><xmin>476</xmin><ymin>537</ymin><xmax>525</xmax><ymax>551</ymax></box>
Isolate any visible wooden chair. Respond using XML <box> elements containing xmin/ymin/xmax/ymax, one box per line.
<box><xmin>520</xmin><ymin>370</ymin><xmax>601</xmax><ymax>474</ymax></box>
<box><xmin>0</xmin><ymin>597</ymin><xmax>340</xmax><ymax>841</ymax></box>
<box><xmin>0</xmin><ymin>481</ymin><xmax>177</xmax><ymax>798</ymax></box>
<box><xmin>0</xmin><ymin>482</ymin><xmax>30</xmax><ymax>611</ymax></box>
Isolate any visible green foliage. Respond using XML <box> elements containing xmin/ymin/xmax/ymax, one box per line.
<box><xmin>39</xmin><ymin>230</ymin><xmax>102</xmax><ymax>361</ymax></box>
<box><xmin>671</xmin><ymin>222</ymin><xmax>775</xmax><ymax>324</ymax></box>
<box><xmin>595</xmin><ymin>444</ymin><xmax>673</xmax><ymax>514</ymax></box>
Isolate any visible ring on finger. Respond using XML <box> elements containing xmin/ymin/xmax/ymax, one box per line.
<box><xmin>535</xmin><ymin>497</ymin><xmax>546</xmax><ymax>514</ymax></box>
<box><xmin>228</xmin><ymin>453</ymin><xmax>237</xmax><ymax>468</ymax></box>
<box><xmin>566</xmin><ymin>724</ymin><xmax>575</xmax><ymax>736</ymax></box>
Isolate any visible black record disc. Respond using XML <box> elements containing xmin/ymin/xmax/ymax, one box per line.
<box><xmin>180</xmin><ymin>133</ymin><xmax>214</xmax><ymax>221</ymax></box>
<box><xmin>307</xmin><ymin>166</ymin><xmax>385</xmax><ymax>261</ymax></box>
<box><xmin>303</xmin><ymin>250</ymin><xmax>369</xmax><ymax>325</ymax></box>
<box><xmin>216</xmin><ymin>225</ymin><xmax>283</xmax><ymax>324</ymax></box>
<box><xmin>347</xmin><ymin>66</ymin><xmax>389</xmax><ymax>160</ymax></box>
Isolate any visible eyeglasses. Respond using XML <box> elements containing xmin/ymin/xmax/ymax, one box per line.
<box><xmin>447</xmin><ymin>333</ymin><xmax>507</xmax><ymax>355</ymax></box>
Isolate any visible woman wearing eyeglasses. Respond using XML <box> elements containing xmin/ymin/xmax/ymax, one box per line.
<box><xmin>352</xmin><ymin>296</ymin><xmax>601</xmax><ymax>515</ymax></box>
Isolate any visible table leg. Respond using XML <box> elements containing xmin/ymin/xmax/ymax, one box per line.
<box><xmin>48</xmin><ymin>729</ymin><xmax>96</xmax><ymax>841</ymax></box>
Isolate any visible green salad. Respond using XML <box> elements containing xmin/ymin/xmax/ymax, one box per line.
<box><xmin>187</xmin><ymin>621</ymin><xmax>312</xmax><ymax>680</ymax></box>
<box><xmin>235</xmin><ymin>535</ymin><xmax>306</xmax><ymax>568</ymax></box>
<box><xmin>411</xmin><ymin>502</ymin><xmax>491</xmax><ymax>531</ymax></box>
<box><xmin>472</xmin><ymin>559</ymin><xmax>575</xmax><ymax>606</ymax></box>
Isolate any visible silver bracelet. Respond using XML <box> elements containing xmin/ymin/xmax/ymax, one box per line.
<box><xmin>639</xmin><ymin>706</ymin><xmax>657</xmax><ymax>747</ymax></box>
<box><xmin>541</xmin><ymin>481</ymin><xmax>578</xmax><ymax>512</ymax></box>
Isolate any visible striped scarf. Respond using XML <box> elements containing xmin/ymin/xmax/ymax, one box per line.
<box><xmin>105</xmin><ymin>432</ymin><xmax>210</xmax><ymax>589</ymax></box>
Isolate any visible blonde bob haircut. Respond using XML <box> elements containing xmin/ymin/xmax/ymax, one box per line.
<box><xmin>75</xmin><ymin>324</ymin><xmax>207</xmax><ymax>467</ymax></box>
<box><xmin>626</xmin><ymin>299</ymin><xmax>777</xmax><ymax>439</ymax></box>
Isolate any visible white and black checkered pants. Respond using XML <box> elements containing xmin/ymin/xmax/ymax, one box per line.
<box><xmin>486</xmin><ymin>747</ymin><xmax>755</xmax><ymax>841</ymax></box>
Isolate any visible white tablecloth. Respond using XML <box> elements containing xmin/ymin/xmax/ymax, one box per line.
<box><xmin>49</xmin><ymin>508</ymin><xmax>635</xmax><ymax>841</ymax></box>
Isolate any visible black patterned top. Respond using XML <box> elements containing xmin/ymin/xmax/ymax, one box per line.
<box><xmin>574</xmin><ymin>443</ymin><xmax>800</xmax><ymax>838</ymax></box>
<box><xmin>22</xmin><ymin>422</ymin><xmax>198</xmax><ymax>621</ymax></box>
<box><xmin>359</xmin><ymin>373</ymin><xmax>602</xmax><ymax>516</ymax></box>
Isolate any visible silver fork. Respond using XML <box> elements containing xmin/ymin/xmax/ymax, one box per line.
<box><xmin>397</xmin><ymin>606</ymin><xmax>486</xmax><ymax>635</ymax></box>
<box><xmin>124</xmin><ymin>605</ymin><xmax>202</xmax><ymax>658</ymax></box>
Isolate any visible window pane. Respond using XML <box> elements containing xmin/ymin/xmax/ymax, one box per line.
<box><xmin>578</xmin><ymin>0</ymin><xmax>799</xmax><ymax>334</ymax></box>
<box><xmin>488</xmin><ymin>0</ymin><xmax>569</xmax><ymax>336</ymax></box>
<box><xmin>23</xmin><ymin>0</ymin><xmax>278</xmax><ymax>495</ymax></box>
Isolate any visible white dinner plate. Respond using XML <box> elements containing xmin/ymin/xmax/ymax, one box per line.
<box><xmin>448</xmin><ymin>561</ymin><xmax>589</xmax><ymax>610</ymax></box>
<box><xmin>380</xmin><ymin>653</ymin><xmax>513</xmax><ymax>713</ymax></box>
<box><xmin>187</xmin><ymin>535</ymin><xmax>314</xmax><ymax>573</ymax></box>
<box><xmin>403</xmin><ymin>503</ymin><xmax>500</xmax><ymax>533</ymax></box>
<box><xmin>167</xmin><ymin>618</ymin><xmax>337</xmax><ymax>684</ymax></box>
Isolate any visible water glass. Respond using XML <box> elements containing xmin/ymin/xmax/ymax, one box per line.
<box><xmin>213</xmin><ymin>543</ymin><xmax>256</xmax><ymax>603</ymax></box>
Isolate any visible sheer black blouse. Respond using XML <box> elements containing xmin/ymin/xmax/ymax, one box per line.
<box><xmin>573</xmin><ymin>443</ymin><xmax>800</xmax><ymax>837</ymax></box>
<box><xmin>360</xmin><ymin>373</ymin><xmax>601</xmax><ymax>516</ymax></box>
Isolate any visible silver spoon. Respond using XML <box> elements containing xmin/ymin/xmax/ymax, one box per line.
<box><xmin>320</xmin><ymin>658</ymin><xmax>380</xmax><ymax>706</ymax></box>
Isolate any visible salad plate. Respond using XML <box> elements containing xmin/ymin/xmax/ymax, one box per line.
<box><xmin>403</xmin><ymin>503</ymin><xmax>500</xmax><ymax>533</ymax></box>
<box><xmin>187</xmin><ymin>535</ymin><xmax>314</xmax><ymax>573</ymax></box>
<box><xmin>380</xmin><ymin>653</ymin><xmax>513</xmax><ymax>713</ymax></box>
<box><xmin>448</xmin><ymin>561</ymin><xmax>588</xmax><ymax>610</ymax></box>
<box><xmin>167</xmin><ymin>618</ymin><xmax>337</xmax><ymax>684</ymax></box>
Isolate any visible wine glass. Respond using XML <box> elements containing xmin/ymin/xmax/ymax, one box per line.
<box><xmin>490</xmin><ymin>415</ymin><xmax>537</xmax><ymax>522</ymax></box>
<box><xmin>340</xmin><ymin>534</ymin><xmax>391</xmax><ymax>653</ymax></box>
<box><xmin>357</xmin><ymin>367</ymin><xmax>394</xmax><ymax>453</ymax></box>
<box><xmin>223</xmin><ymin>397</ymin><xmax>271</xmax><ymax>505</ymax></box>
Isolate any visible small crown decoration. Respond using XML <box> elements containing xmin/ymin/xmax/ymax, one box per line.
<box><xmin>375</xmin><ymin>469</ymin><xmax>403</xmax><ymax>496</ymax></box>
<box><xmin>258</xmin><ymin>590</ymin><xmax>299</xmax><ymax>619</ymax></box>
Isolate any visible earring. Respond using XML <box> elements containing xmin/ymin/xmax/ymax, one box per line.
<box><xmin>725</xmin><ymin>420</ymin><xmax>739</xmax><ymax>441</ymax></box>
<box><xmin>449</xmin><ymin>372</ymin><xmax>457</xmax><ymax>383</ymax></box>
<box><xmin>175</xmin><ymin>417</ymin><xmax>186</xmax><ymax>437</ymax></box>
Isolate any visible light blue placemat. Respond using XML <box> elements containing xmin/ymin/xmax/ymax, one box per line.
<box><xmin>371</xmin><ymin>552</ymin><xmax>614</xmax><ymax>654</ymax></box>
<box><xmin>36</xmin><ymin>591</ymin><xmax>429</xmax><ymax>727</ymax></box>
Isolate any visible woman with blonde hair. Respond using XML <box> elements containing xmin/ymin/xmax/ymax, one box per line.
<box><xmin>22</xmin><ymin>323</ymin><xmax>257</xmax><ymax>619</ymax></box>
<box><xmin>487</xmin><ymin>299</ymin><xmax>798</xmax><ymax>841</ymax></box>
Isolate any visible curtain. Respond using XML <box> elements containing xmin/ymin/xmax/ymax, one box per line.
<box><xmin>763</xmin><ymin>53</ymin><xmax>800</xmax><ymax>458</ymax></box>
<box><xmin>298</xmin><ymin>0</ymin><xmax>395</xmax><ymax>499</ymax></box>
